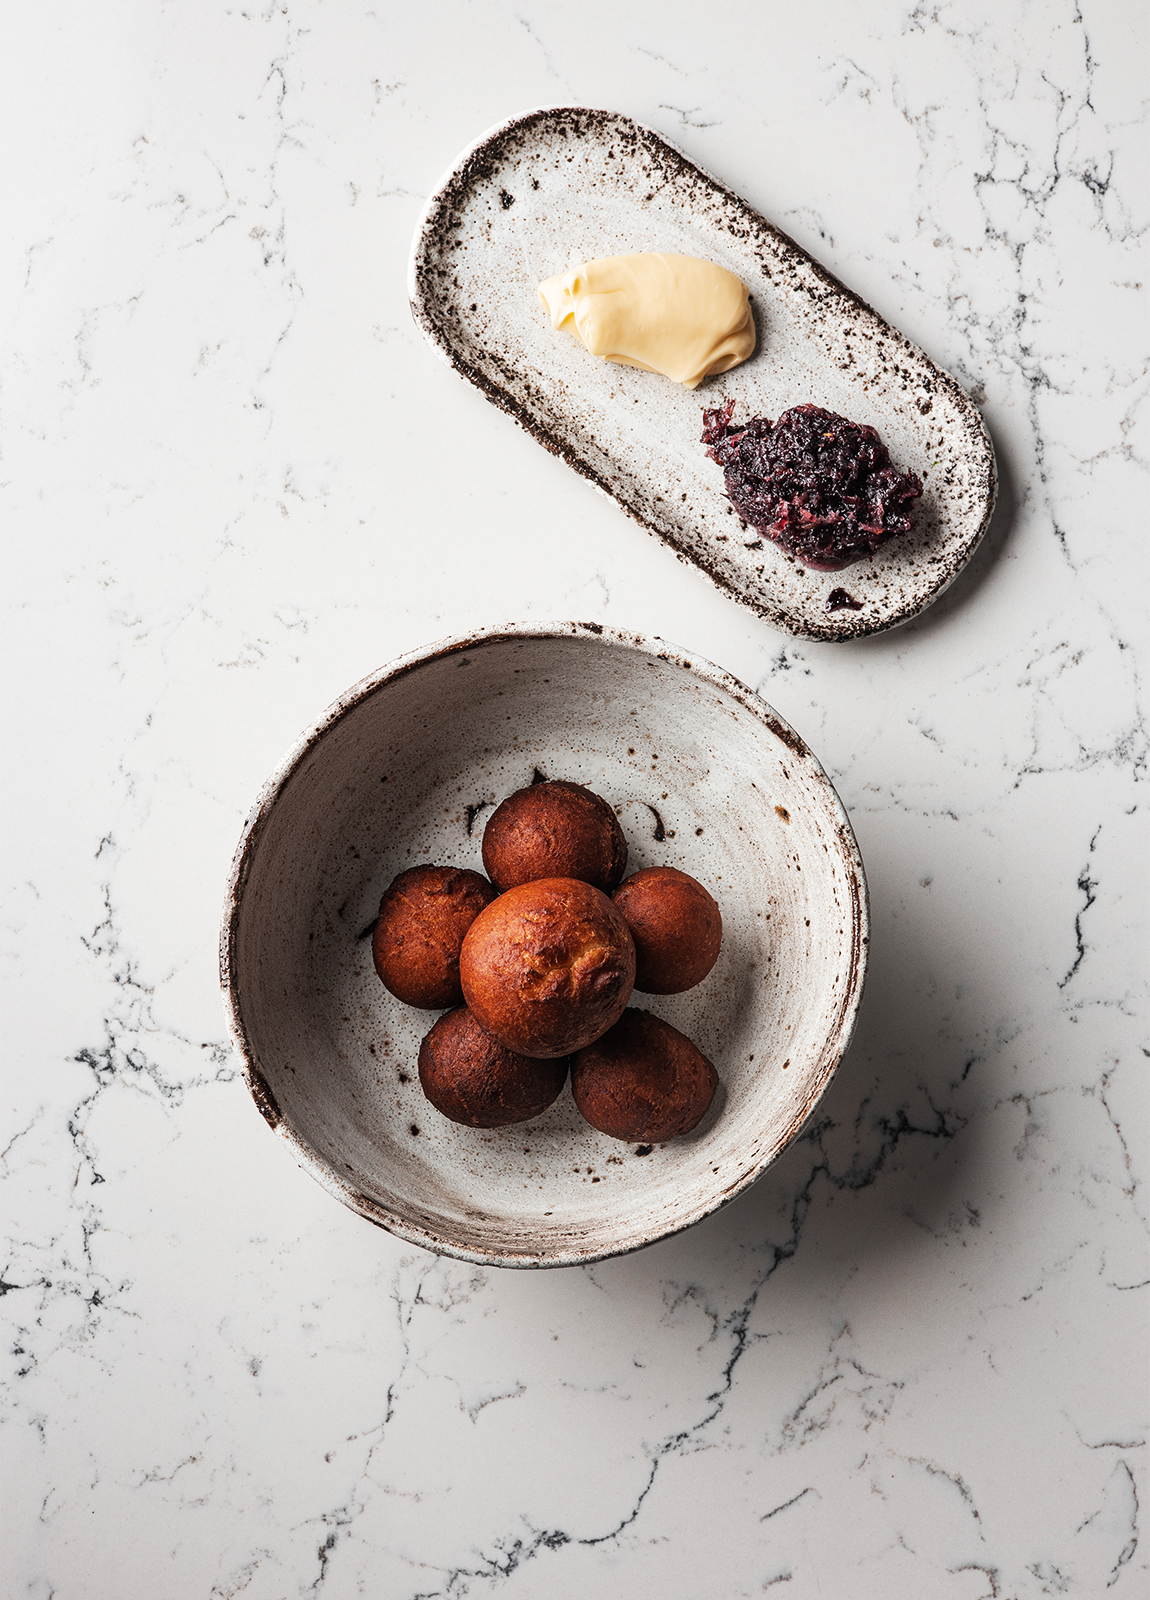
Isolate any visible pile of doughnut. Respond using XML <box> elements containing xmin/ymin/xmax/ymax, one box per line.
<box><xmin>370</xmin><ymin>779</ymin><xmax>722</xmax><ymax>1143</ymax></box>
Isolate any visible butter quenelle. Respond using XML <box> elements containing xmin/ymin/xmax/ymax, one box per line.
<box><xmin>538</xmin><ymin>252</ymin><xmax>754</xmax><ymax>389</ymax></box>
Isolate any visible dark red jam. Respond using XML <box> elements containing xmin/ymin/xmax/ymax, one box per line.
<box><xmin>826</xmin><ymin>588</ymin><xmax>863</xmax><ymax>612</ymax></box>
<box><xmin>701</xmin><ymin>401</ymin><xmax>923</xmax><ymax>571</ymax></box>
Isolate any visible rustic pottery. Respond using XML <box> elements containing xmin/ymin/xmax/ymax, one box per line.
<box><xmin>221</xmin><ymin>624</ymin><xmax>868</xmax><ymax>1266</ymax></box>
<box><xmin>409</xmin><ymin>108</ymin><xmax>997</xmax><ymax>642</ymax></box>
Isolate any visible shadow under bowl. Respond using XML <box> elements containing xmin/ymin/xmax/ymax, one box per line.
<box><xmin>221</xmin><ymin>623</ymin><xmax>868</xmax><ymax>1267</ymax></box>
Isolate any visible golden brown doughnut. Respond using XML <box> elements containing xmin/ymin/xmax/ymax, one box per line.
<box><xmin>459</xmin><ymin>877</ymin><xmax>635</xmax><ymax>1058</ymax></box>
<box><xmin>571</xmin><ymin>1009</ymin><xmax>718</xmax><ymax>1142</ymax></box>
<box><xmin>372</xmin><ymin>865</ymin><xmax>497</xmax><ymax>1009</ymax></box>
<box><xmin>481</xmin><ymin>780</ymin><xmax>627</xmax><ymax>893</ymax></box>
<box><xmin>612</xmin><ymin>866</ymin><xmax>722</xmax><ymax>994</ymax></box>
<box><xmin>417</xmin><ymin>1007</ymin><xmax>568</xmax><ymax>1128</ymax></box>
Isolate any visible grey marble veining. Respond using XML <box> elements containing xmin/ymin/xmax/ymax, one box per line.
<box><xmin>2</xmin><ymin>2</ymin><xmax>1146</xmax><ymax>1597</ymax></box>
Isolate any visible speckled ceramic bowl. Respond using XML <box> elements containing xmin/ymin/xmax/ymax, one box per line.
<box><xmin>221</xmin><ymin>624</ymin><xmax>868</xmax><ymax>1267</ymax></box>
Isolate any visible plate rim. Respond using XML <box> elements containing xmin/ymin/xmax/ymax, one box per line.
<box><xmin>408</xmin><ymin>105</ymin><xmax>998</xmax><ymax>644</ymax></box>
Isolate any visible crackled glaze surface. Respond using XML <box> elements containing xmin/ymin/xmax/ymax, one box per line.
<box><xmin>4</xmin><ymin>4</ymin><xmax>1146</xmax><ymax>1599</ymax></box>
<box><xmin>410</xmin><ymin>108</ymin><xmax>996</xmax><ymax>642</ymax></box>
<box><xmin>222</xmin><ymin>627</ymin><xmax>867</xmax><ymax>1266</ymax></box>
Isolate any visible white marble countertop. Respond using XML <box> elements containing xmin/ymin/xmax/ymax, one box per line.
<box><xmin>4</xmin><ymin>3</ymin><xmax>1147</xmax><ymax>1596</ymax></box>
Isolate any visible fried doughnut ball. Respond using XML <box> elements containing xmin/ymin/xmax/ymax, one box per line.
<box><xmin>460</xmin><ymin>877</ymin><xmax>635</xmax><ymax>1058</ymax></box>
<box><xmin>613</xmin><ymin>866</ymin><xmax>722</xmax><ymax>994</ymax></box>
<box><xmin>372</xmin><ymin>865</ymin><xmax>497</xmax><ymax>1009</ymax></box>
<box><xmin>481</xmin><ymin>780</ymin><xmax>628</xmax><ymax>894</ymax></box>
<box><xmin>417</xmin><ymin>1007</ymin><xmax>568</xmax><ymax>1128</ymax></box>
<box><xmin>571</xmin><ymin>1010</ymin><xmax>719</xmax><ymax>1142</ymax></box>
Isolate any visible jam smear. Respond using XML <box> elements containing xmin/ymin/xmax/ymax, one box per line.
<box><xmin>701</xmin><ymin>401</ymin><xmax>922</xmax><ymax>571</ymax></box>
<box><xmin>826</xmin><ymin>588</ymin><xmax>863</xmax><ymax>612</ymax></box>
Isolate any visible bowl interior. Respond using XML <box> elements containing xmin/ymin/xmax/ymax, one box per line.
<box><xmin>226</xmin><ymin>630</ymin><xmax>866</xmax><ymax>1265</ymax></box>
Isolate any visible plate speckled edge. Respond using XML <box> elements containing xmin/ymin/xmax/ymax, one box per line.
<box><xmin>220</xmin><ymin>622</ymin><xmax>870</xmax><ymax>1267</ymax></box>
<box><xmin>408</xmin><ymin>107</ymin><xmax>997</xmax><ymax>643</ymax></box>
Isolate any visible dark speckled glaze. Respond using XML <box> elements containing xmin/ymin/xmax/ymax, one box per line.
<box><xmin>408</xmin><ymin>108</ymin><xmax>997</xmax><ymax>642</ymax></box>
<box><xmin>220</xmin><ymin>624</ymin><xmax>869</xmax><ymax>1267</ymax></box>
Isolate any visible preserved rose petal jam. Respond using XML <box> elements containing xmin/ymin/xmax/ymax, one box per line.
<box><xmin>701</xmin><ymin>401</ymin><xmax>923</xmax><ymax>571</ymax></box>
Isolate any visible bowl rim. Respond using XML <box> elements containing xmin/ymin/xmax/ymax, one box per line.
<box><xmin>220</xmin><ymin>621</ymin><xmax>870</xmax><ymax>1268</ymax></box>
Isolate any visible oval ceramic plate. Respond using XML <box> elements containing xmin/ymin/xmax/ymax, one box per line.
<box><xmin>409</xmin><ymin>107</ymin><xmax>996</xmax><ymax>642</ymax></box>
<box><xmin>221</xmin><ymin>624</ymin><xmax>868</xmax><ymax>1268</ymax></box>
